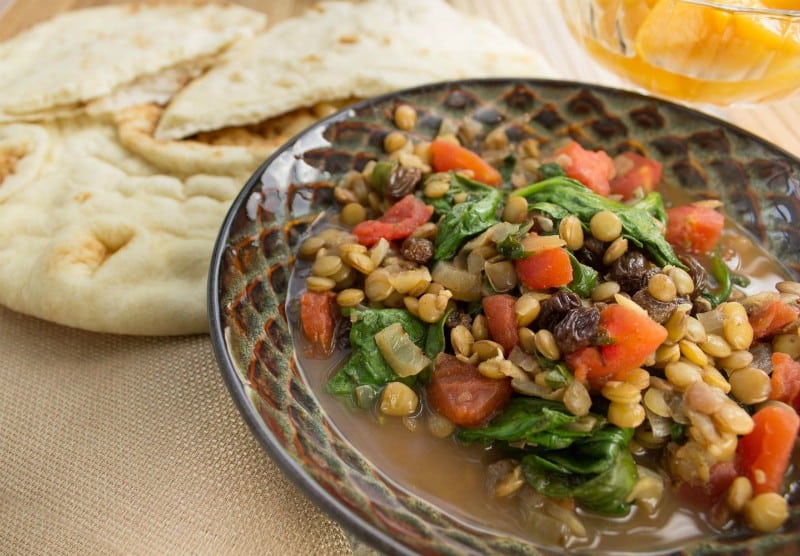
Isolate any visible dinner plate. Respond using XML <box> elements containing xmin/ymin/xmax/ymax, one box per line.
<box><xmin>208</xmin><ymin>78</ymin><xmax>800</xmax><ymax>555</ymax></box>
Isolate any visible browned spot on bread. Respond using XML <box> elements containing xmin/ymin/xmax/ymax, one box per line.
<box><xmin>0</xmin><ymin>145</ymin><xmax>27</xmax><ymax>187</ymax></box>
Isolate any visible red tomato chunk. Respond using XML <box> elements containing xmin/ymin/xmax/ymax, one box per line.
<box><xmin>352</xmin><ymin>194</ymin><xmax>434</xmax><ymax>246</ymax></box>
<box><xmin>426</xmin><ymin>353</ymin><xmax>513</xmax><ymax>427</ymax></box>
<box><xmin>429</xmin><ymin>140</ymin><xmax>502</xmax><ymax>186</ymax></box>
<box><xmin>609</xmin><ymin>151</ymin><xmax>663</xmax><ymax>200</ymax></box>
<box><xmin>482</xmin><ymin>294</ymin><xmax>519</xmax><ymax>355</ymax></box>
<box><xmin>555</xmin><ymin>140</ymin><xmax>615</xmax><ymax>196</ymax></box>
<box><xmin>665</xmin><ymin>205</ymin><xmax>724</xmax><ymax>254</ymax></box>
<box><xmin>300</xmin><ymin>290</ymin><xmax>337</xmax><ymax>358</ymax></box>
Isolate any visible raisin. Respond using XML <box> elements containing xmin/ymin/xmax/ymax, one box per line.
<box><xmin>385</xmin><ymin>166</ymin><xmax>422</xmax><ymax>199</ymax></box>
<box><xmin>401</xmin><ymin>237</ymin><xmax>434</xmax><ymax>265</ymax></box>
<box><xmin>554</xmin><ymin>306</ymin><xmax>600</xmax><ymax>354</ymax></box>
<box><xmin>632</xmin><ymin>289</ymin><xmax>677</xmax><ymax>324</ymax></box>
<box><xmin>538</xmin><ymin>291</ymin><xmax>582</xmax><ymax>331</ymax></box>
<box><xmin>575</xmin><ymin>236</ymin><xmax>607</xmax><ymax>270</ymax></box>
<box><xmin>445</xmin><ymin>310</ymin><xmax>472</xmax><ymax>330</ymax></box>
<box><xmin>610</xmin><ymin>251</ymin><xmax>658</xmax><ymax>294</ymax></box>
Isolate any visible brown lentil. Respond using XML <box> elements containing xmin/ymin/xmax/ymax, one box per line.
<box><xmin>665</xmin><ymin>265</ymin><xmax>695</xmax><ymax>296</ymax></box>
<box><xmin>418</xmin><ymin>292</ymin><xmax>445</xmax><ymax>323</ymax></box>
<box><xmin>590</xmin><ymin>210</ymin><xmax>622</xmax><ymax>242</ymax></box>
<box><xmin>602</xmin><ymin>381</ymin><xmax>643</xmax><ymax>405</ymax></box>
<box><xmin>333</xmin><ymin>185</ymin><xmax>359</xmax><ymax>205</ymax></box>
<box><xmin>700</xmin><ymin>333</ymin><xmax>733</xmax><ymax>359</ymax></box>
<box><xmin>718</xmin><ymin>350</ymin><xmax>754</xmax><ymax>371</ymax></box>
<box><xmin>665</xmin><ymin>359</ymin><xmax>703</xmax><ymax>390</ymax></box>
<box><xmin>563</xmin><ymin>380</ymin><xmax>592</xmax><ymax>416</ymax></box>
<box><xmin>515</xmin><ymin>294</ymin><xmax>541</xmax><ymax>327</ymax></box>
<box><xmin>518</xmin><ymin>327</ymin><xmax>537</xmax><ymax>354</ymax></box>
<box><xmin>720</xmin><ymin>302</ymin><xmax>754</xmax><ymax>351</ymax></box>
<box><xmin>423</xmin><ymin>177</ymin><xmax>450</xmax><ymax>198</ymax></box>
<box><xmin>679</xmin><ymin>340</ymin><xmax>710</xmax><ymax>367</ymax></box>
<box><xmin>665</xmin><ymin>306</ymin><xmax>690</xmax><ymax>343</ymax></box>
<box><xmin>608</xmin><ymin>401</ymin><xmax>646</xmax><ymax>428</ymax></box>
<box><xmin>685</xmin><ymin>317</ymin><xmax>708</xmax><ymax>343</ymax></box>
<box><xmin>413</xmin><ymin>142</ymin><xmax>432</xmax><ymax>164</ymax></box>
<box><xmin>643</xmin><ymin>388</ymin><xmax>672</xmax><ymax>418</ymax></box>
<box><xmin>336</xmin><ymin>288</ymin><xmax>365</xmax><ymax>307</ymax></box>
<box><xmin>502</xmin><ymin>194</ymin><xmax>529</xmax><ymax>224</ymax></box>
<box><xmin>472</xmin><ymin>314</ymin><xmax>489</xmax><ymax>341</ymax></box>
<box><xmin>558</xmin><ymin>215</ymin><xmax>584</xmax><ymax>251</ymax></box>
<box><xmin>743</xmin><ymin>493</ymin><xmax>789</xmax><ymax>533</ymax></box>
<box><xmin>403</xmin><ymin>296</ymin><xmax>420</xmax><ymax>317</ymax></box>
<box><xmin>380</xmin><ymin>381</ymin><xmax>419</xmax><ymax>416</ymax></box>
<box><xmin>383</xmin><ymin>131</ymin><xmax>407</xmax><ymax>153</ymax></box>
<box><xmin>729</xmin><ymin>367</ymin><xmax>771</xmax><ymax>405</ymax></box>
<box><xmin>702</xmin><ymin>366</ymin><xmax>732</xmax><ymax>393</ymax></box>
<box><xmin>299</xmin><ymin>236</ymin><xmax>326</xmax><ymax>259</ymax></box>
<box><xmin>727</xmin><ymin>476</ymin><xmax>753</xmax><ymax>513</ymax></box>
<box><xmin>340</xmin><ymin>202</ymin><xmax>367</xmax><ymax>227</ymax></box>
<box><xmin>485</xmin><ymin>126</ymin><xmax>509</xmax><ymax>150</ymax></box>
<box><xmin>648</xmin><ymin>273</ymin><xmax>677</xmax><ymax>303</ymax></box>
<box><xmin>451</xmin><ymin>325</ymin><xmax>475</xmax><ymax>357</ymax></box>
<box><xmin>713</xmin><ymin>402</ymin><xmax>754</xmax><ymax>435</ymax></box>
<box><xmin>534</xmin><ymin>329</ymin><xmax>561</xmax><ymax>360</ymax></box>
<box><xmin>603</xmin><ymin>237</ymin><xmax>629</xmax><ymax>266</ymax></box>
<box><xmin>625</xmin><ymin>368</ymin><xmax>651</xmax><ymax>391</ymax></box>
<box><xmin>653</xmin><ymin>343</ymin><xmax>681</xmax><ymax>368</ymax></box>
<box><xmin>364</xmin><ymin>269</ymin><xmax>393</xmax><ymax>301</ymax></box>
<box><xmin>591</xmin><ymin>281</ymin><xmax>621</xmax><ymax>302</ymax></box>
<box><xmin>306</xmin><ymin>276</ymin><xmax>336</xmax><ymax>292</ymax></box>
<box><xmin>312</xmin><ymin>254</ymin><xmax>343</xmax><ymax>277</ymax></box>
<box><xmin>393</xmin><ymin>104</ymin><xmax>417</xmax><ymax>130</ymax></box>
<box><xmin>427</xmin><ymin>411</ymin><xmax>456</xmax><ymax>438</ymax></box>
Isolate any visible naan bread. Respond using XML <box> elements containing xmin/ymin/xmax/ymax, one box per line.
<box><xmin>155</xmin><ymin>0</ymin><xmax>556</xmax><ymax>140</ymax></box>
<box><xmin>0</xmin><ymin>118</ymin><xmax>239</xmax><ymax>335</ymax></box>
<box><xmin>0</xmin><ymin>3</ymin><xmax>266</xmax><ymax>122</ymax></box>
<box><xmin>114</xmin><ymin>102</ymin><xmax>326</xmax><ymax>180</ymax></box>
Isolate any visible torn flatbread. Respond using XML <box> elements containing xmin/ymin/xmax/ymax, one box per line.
<box><xmin>155</xmin><ymin>0</ymin><xmax>556</xmax><ymax>140</ymax></box>
<box><xmin>0</xmin><ymin>118</ymin><xmax>239</xmax><ymax>335</ymax></box>
<box><xmin>0</xmin><ymin>3</ymin><xmax>266</xmax><ymax>122</ymax></box>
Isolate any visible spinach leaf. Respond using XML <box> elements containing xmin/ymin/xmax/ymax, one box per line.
<box><xmin>326</xmin><ymin>308</ymin><xmax>426</xmax><ymax>399</ymax></box>
<box><xmin>513</xmin><ymin>177</ymin><xmax>685</xmax><ymax>269</ymax></box>
<box><xmin>424</xmin><ymin>309</ymin><xmax>451</xmax><ymax>361</ymax></box>
<box><xmin>369</xmin><ymin>161</ymin><xmax>397</xmax><ymax>195</ymax></box>
<box><xmin>631</xmin><ymin>191</ymin><xmax>667</xmax><ymax>224</ymax></box>
<box><xmin>538</xmin><ymin>162</ymin><xmax>566</xmax><ymax>180</ymax></box>
<box><xmin>495</xmin><ymin>222</ymin><xmax>533</xmax><ymax>260</ymax></box>
<box><xmin>701</xmin><ymin>249</ymin><xmax>732</xmax><ymax>308</ymax></box>
<box><xmin>457</xmin><ymin>398</ymin><xmax>603</xmax><ymax>450</ymax></box>
<box><xmin>521</xmin><ymin>426</ymin><xmax>637</xmax><ymax>515</ymax></box>
<box><xmin>433</xmin><ymin>174</ymin><xmax>503</xmax><ymax>260</ymax></box>
<box><xmin>565</xmin><ymin>251</ymin><xmax>598</xmax><ymax>298</ymax></box>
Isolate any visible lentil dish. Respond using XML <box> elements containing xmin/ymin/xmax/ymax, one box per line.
<box><xmin>291</xmin><ymin>104</ymin><xmax>800</xmax><ymax>548</ymax></box>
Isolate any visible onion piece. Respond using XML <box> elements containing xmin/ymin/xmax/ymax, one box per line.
<box><xmin>431</xmin><ymin>260</ymin><xmax>482</xmax><ymax>301</ymax></box>
<box><xmin>374</xmin><ymin>323</ymin><xmax>431</xmax><ymax>377</ymax></box>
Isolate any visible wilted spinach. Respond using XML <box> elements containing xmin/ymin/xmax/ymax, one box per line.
<box><xmin>326</xmin><ymin>308</ymin><xmax>426</xmax><ymax>398</ymax></box>
<box><xmin>431</xmin><ymin>173</ymin><xmax>503</xmax><ymax>260</ymax></box>
<box><xmin>521</xmin><ymin>426</ymin><xmax>637</xmax><ymax>516</ymax></box>
<box><xmin>565</xmin><ymin>251</ymin><xmax>598</xmax><ymax>298</ymax></box>
<box><xmin>513</xmin><ymin>177</ymin><xmax>685</xmax><ymax>269</ymax></box>
<box><xmin>457</xmin><ymin>398</ymin><xmax>603</xmax><ymax>450</ymax></box>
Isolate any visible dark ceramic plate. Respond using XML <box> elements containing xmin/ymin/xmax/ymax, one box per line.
<box><xmin>208</xmin><ymin>79</ymin><xmax>800</xmax><ymax>555</ymax></box>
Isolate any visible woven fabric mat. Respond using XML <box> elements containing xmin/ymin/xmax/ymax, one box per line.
<box><xmin>0</xmin><ymin>306</ymin><xmax>352</xmax><ymax>555</ymax></box>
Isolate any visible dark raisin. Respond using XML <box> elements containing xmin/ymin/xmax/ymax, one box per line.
<box><xmin>401</xmin><ymin>237</ymin><xmax>434</xmax><ymax>265</ymax></box>
<box><xmin>610</xmin><ymin>251</ymin><xmax>658</xmax><ymax>293</ymax></box>
<box><xmin>632</xmin><ymin>289</ymin><xmax>677</xmax><ymax>324</ymax></box>
<box><xmin>385</xmin><ymin>166</ymin><xmax>422</xmax><ymax>199</ymax></box>
<box><xmin>554</xmin><ymin>306</ymin><xmax>600</xmax><ymax>354</ymax></box>
<box><xmin>445</xmin><ymin>310</ymin><xmax>472</xmax><ymax>330</ymax></box>
<box><xmin>575</xmin><ymin>236</ymin><xmax>607</xmax><ymax>270</ymax></box>
<box><xmin>538</xmin><ymin>291</ymin><xmax>582</xmax><ymax>331</ymax></box>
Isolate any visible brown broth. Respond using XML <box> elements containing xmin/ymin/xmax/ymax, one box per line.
<box><xmin>285</xmin><ymin>197</ymin><xmax>795</xmax><ymax>552</ymax></box>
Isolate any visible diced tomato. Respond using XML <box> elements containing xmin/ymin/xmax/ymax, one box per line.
<box><xmin>482</xmin><ymin>294</ymin><xmax>519</xmax><ymax>355</ymax></box>
<box><xmin>426</xmin><ymin>353</ymin><xmax>513</xmax><ymax>428</ymax></box>
<box><xmin>749</xmin><ymin>299</ymin><xmax>800</xmax><ymax>340</ymax></box>
<box><xmin>609</xmin><ymin>151</ymin><xmax>663</xmax><ymax>200</ymax></box>
<box><xmin>665</xmin><ymin>205</ymin><xmax>724</xmax><ymax>255</ymax></box>
<box><xmin>428</xmin><ymin>140</ymin><xmax>502</xmax><ymax>186</ymax></box>
<box><xmin>300</xmin><ymin>290</ymin><xmax>337</xmax><ymax>358</ymax></box>
<box><xmin>736</xmin><ymin>403</ymin><xmax>800</xmax><ymax>495</ymax></box>
<box><xmin>352</xmin><ymin>194</ymin><xmax>434</xmax><ymax>246</ymax></box>
<box><xmin>514</xmin><ymin>245</ymin><xmax>573</xmax><ymax>290</ymax></box>
<box><xmin>565</xmin><ymin>304</ymin><xmax>667</xmax><ymax>389</ymax></box>
<box><xmin>770</xmin><ymin>352</ymin><xmax>800</xmax><ymax>412</ymax></box>
<box><xmin>555</xmin><ymin>140</ymin><xmax>615</xmax><ymax>196</ymax></box>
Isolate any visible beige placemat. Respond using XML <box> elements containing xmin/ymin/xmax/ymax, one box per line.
<box><xmin>0</xmin><ymin>306</ymin><xmax>352</xmax><ymax>555</ymax></box>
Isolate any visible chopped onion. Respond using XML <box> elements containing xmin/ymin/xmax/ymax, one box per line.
<box><xmin>374</xmin><ymin>323</ymin><xmax>431</xmax><ymax>377</ymax></box>
<box><xmin>431</xmin><ymin>260</ymin><xmax>482</xmax><ymax>301</ymax></box>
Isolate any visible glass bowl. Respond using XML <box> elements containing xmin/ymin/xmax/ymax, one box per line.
<box><xmin>559</xmin><ymin>0</ymin><xmax>800</xmax><ymax>105</ymax></box>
